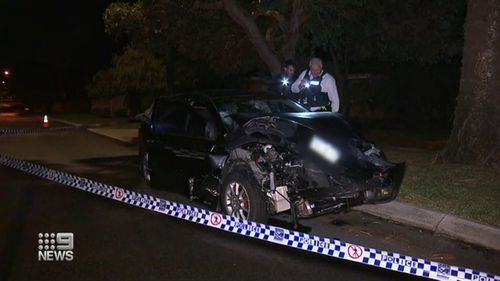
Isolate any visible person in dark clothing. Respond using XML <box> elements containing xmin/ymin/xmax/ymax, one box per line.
<box><xmin>269</xmin><ymin>59</ymin><xmax>297</xmax><ymax>101</ymax></box>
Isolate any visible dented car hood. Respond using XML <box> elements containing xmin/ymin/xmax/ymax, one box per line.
<box><xmin>226</xmin><ymin>112</ymin><xmax>403</xmax><ymax>181</ymax></box>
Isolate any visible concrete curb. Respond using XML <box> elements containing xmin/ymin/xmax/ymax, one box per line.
<box><xmin>49</xmin><ymin>117</ymin><xmax>102</xmax><ymax>128</ymax></box>
<box><xmin>87</xmin><ymin>128</ymin><xmax>138</xmax><ymax>146</ymax></box>
<box><xmin>81</xmin><ymin>128</ymin><xmax>500</xmax><ymax>252</ymax></box>
<box><xmin>354</xmin><ymin>202</ymin><xmax>500</xmax><ymax>251</ymax></box>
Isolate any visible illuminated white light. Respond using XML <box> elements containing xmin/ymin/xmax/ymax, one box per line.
<box><xmin>281</xmin><ymin>78</ymin><xmax>289</xmax><ymax>86</ymax></box>
<box><xmin>309</xmin><ymin>135</ymin><xmax>341</xmax><ymax>163</ymax></box>
<box><xmin>310</xmin><ymin>80</ymin><xmax>320</xmax><ymax>86</ymax></box>
<box><xmin>305</xmin><ymin>82</ymin><xmax>310</xmax><ymax>88</ymax></box>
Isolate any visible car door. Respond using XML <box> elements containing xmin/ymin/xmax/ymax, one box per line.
<box><xmin>149</xmin><ymin>96</ymin><xmax>221</xmax><ymax>178</ymax></box>
<box><xmin>181</xmin><ymin>96</ymin><xmax>222</xmax><ymax>176</ymax></box>
<box><xmin>148</xmin><ymin>97</ymin><xmax>191</xmax><ymax>175</ymax></box>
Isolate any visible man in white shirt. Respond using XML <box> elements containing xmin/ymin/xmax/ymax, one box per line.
<box><xmin>291</xmin><ymin>58</ymin><xmax>340</xmax><ymax>112</ymax></box>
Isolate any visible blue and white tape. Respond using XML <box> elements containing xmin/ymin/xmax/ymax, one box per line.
<box><xmin>0</xmin><ymin>154</ymin><xmax>498</xmax><ymax>281</ymax></box>
<box><xmin>0</xmin><ymin>126</ymin><xmax>78</xmax><ymax>136</ymax></box>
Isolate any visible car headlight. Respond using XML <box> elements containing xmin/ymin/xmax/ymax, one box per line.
<box><xmin>309</xmin><ymin>135</ymin><xmax>341</xmax><ymax>163</ymax></box>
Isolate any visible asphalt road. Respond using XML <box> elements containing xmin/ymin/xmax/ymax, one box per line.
<box><xmin>1</xmin><ymin>116</ymin><xmax>499</xmax><ymax>281</ymax></box>
<box><xmin>0</xmin><ymin>114</ymin><xmax>68</xmax><ymax>129</ymax></box>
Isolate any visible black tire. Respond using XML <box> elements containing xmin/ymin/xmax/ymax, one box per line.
<box><xmin>220</xmin><ymin>169</ymin><xmax>268</xmax><ymax>223</ymax></box>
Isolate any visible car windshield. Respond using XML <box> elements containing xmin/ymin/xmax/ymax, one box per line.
<box><xmin>214</xmin><ymin>96</ymin><xmax>308</xmax><ymax>115</ymax></box>
<box><xmin>213</xmin><ymin>95</ymin><xmax>308</xmax><ymax>132</ymax></box>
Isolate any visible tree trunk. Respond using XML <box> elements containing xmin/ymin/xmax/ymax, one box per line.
<box><xmin>221</xmin><ymin>0</ymin><xmax>282</xmax><ymax>75</ymax></box>
<box><xmin>281</xmin><ymin>0</ymin><xmax>304</xmax><ymax>60</ymax></box>
<box><xmin>440</xmin><ymin>0</ymin><xmax>500</xmax><ymax>165</ymax></box>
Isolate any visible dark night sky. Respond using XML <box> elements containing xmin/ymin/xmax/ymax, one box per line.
<box><xmin>0</xmin><ymin>0</ymin><xmax>114</xmax><ymax>98</ymax></box>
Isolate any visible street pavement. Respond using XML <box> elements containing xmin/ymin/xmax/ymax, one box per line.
<box><xmin>0</xmin><ymin>114</ymin><xmax>67</xmax><ymax>129</ymax></box>
<box><xmin>1</xmin><ymin>116</ymin><xmax>499</xmax><ymax>281</ymax></box>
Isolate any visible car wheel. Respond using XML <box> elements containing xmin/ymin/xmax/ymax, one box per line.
<box><xmin>220</xmin><ymin>171</ymin><xmax>268</xmax><ymax>223</ymax></box>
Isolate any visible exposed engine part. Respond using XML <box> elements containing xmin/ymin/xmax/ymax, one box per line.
<box><xmin>263</xmin><ymin>144</ymin><xmax>273</xmax><ymax>154</ymax></box>
<box><xmin>227</xmin><ymin>144</ymin><xmax>303</xmax><ymax>194</ymax></box>
<box><xmin>364</xmin><ymin>186</ymin><xmax>394</xmax><ymax>203</ymax></box>
<box><xmin>205</xmin><ymin>187</ymin><xmax>219</xmax><ymax>197</ymax></box>
<box><xmin>317</xmin><ymin>203</ymin><xmax>346</xmax><ymax>215</ymax></box>
<box><xmin>269</xmin><ymin>171</ymin><xmax>276</xmax><ymax>191</ymax></box>
<box><xmin>295</xmin><ymin>198</ymin><xmax>314</xmax><ymax>218</ymax></box>
<box><xmin>294</xmin><ymin>196</ymin><xmax>348</xmax><ymax>218</ymax></box>
<box><xmin>188</xmin><ymin>177</ymin><xmax>196</xmax><ymax>201</ymax></box>
<box><xmin>190</xmin><ymin>176</ymin><xmax>219</xmax><ymax>207</ymax></box>
<box><xmin>363</xmin><ymin>144</ymin><xmax>382</xmax><ymax>157</ymax></box>
<box><xmin>285</xmin><ymin>162</ymin><xmax>303</xmax><ymax>168</ymax></box>
<box><xmin>267</xmin><ymin>185</ymin><xmax>290</xmax><ymax>213</ymax></box>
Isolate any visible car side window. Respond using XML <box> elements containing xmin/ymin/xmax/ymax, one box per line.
<box><xmin>186</xmin><ymin>98</ymin><xmax>219</xmax><ymax>141</ymax></box>
<box><xmin>153</xmin><ymin>99</ymin><xmax>189</xmax><ymax>135</ymax></box>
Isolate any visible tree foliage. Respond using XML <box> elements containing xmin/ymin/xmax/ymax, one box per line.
<box><xmin>89</xmin><ymin>3</ymin><xmax>167</xmax><ymax>109</ymax></box>
<box><xmin>87</xmin><ymin>47</ymin><xmax>167</xmax><ymax>106</ymax></box>
<box><xmin>189</xmin><ymin>0</ymin><xmax>308</xmax><ymax>74</ymax></box>
<box><xmin>307</xmin><ymin>0</ymin><xmax>465</xmax><ymax>71</ymax></box>
<box><xmin>100</xmin><ymin>0</ymin><xmax>465</xmax><ymax>77</ymax></box>
<box><xmin>103</xmin><ymin>1</ymin><xmax>146</xmax><ymax>44</ymax></box>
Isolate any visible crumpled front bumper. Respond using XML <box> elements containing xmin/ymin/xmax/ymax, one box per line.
<box><xmin>363</xmin><ymin>162</ymin><xmax>406</xmax><ymax>204</ymax></box>
<box><xmin>295</xmin><ymin>162</ymin><xmax>406</xmax><ymax>218</ymax></box>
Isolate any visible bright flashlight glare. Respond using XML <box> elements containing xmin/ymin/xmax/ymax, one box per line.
<box><xmin>305</xmin><ymin>82</ymin><xmax>310</xmax><ymax>88</ymax></box>
<box><xmin>310</xmin><ymin>135</ymin><xmax>340</xmax><ymax>163</ymax></box>
<box><xmin>281</xmin><ymin>78</ymin><xmax>289</xmax><ymax>86</ymax></box>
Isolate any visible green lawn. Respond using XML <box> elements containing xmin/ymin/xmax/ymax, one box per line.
<box><xmin>385</xmin><ymin>147</ymin><xmax>500</xmax><ymax>226</ymax></box>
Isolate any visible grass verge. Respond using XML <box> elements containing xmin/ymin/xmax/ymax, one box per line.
<box><xmin>384</xmin><ymin>147</ymin><xmax>500</xmax><ymax>226</ymax></box>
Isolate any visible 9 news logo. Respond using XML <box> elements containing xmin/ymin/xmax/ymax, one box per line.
<box><xmin>37</xmin><ymin>232</ymin><xmax>74</xmax><ymax>261</ymax></box>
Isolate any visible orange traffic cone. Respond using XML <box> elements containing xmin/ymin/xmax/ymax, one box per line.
<box><xmin>42</xmin><ymin>115</ymin><xmax>49</xmax><ymax>128</ymax></box>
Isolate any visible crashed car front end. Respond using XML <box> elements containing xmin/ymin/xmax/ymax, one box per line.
<box><xmin>222</xmin><ymin>115</ymin><xmax>406</xmax><ymax>219</ymax></box>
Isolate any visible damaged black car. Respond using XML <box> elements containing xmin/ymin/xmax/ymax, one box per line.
<box><xmin>138</xmin><ymin>90</ymin><xmax>405</xmax><ymax>225</ymax></box>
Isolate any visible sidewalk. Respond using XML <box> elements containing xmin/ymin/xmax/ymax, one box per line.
<box><xmin>354</xmin><ymin>202</ymin><xmax>500</xmax><ymax>251</ymax></box>
<box><xmin>87</xmin><ymin>128</ymin><xmax>138</xmax><ymax>144</ymax></box>
<box><xmin>51</xmin><ymin>116</ymin><xmax>139</xmax><ymax>144</ymax></box>
<box><xmin>76</xmin><ymin>123</ymin><xmax>500</xmax><ymax>252</ymax></box>
<box><xmin>50</xmin><ymin>116</ymin><xmax>104</xmax><ymax>128</ymax></box>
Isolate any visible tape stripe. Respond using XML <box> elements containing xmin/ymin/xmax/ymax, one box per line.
<box><xmin>0</xmin><ymin>154</ymin><xmax>498</xmax><ymax>281</ymax></box>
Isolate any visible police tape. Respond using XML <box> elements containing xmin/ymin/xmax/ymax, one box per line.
<box><xmin>0</xmin><ymin>154</ymin><xmax>498</xmax><ymax>281</ymax></box>
<box><xmin>0</xmin><ymin>126</ymin><xmax>78</xmax><ymax>136</ymax></box>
